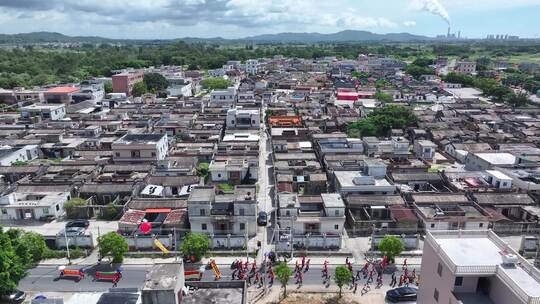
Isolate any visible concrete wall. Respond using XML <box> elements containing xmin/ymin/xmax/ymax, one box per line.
<box><xmin>56</xmin><ymin>234</ymin><xmax>94</xmax><ymax>248</ymax></box>
<box><xmin>417</xmin><ymin>240</ymin><xmax>459</xmax><ymax>304</ymax></box>
<box><xmin>126</xmin><ymin>235</ymin><xmax>173</xmax><ymax>250</ymax></box>
<box><xmin>488</xmin><ymin>274</ymin><xmax>524</xmax><ymax>304</ymax></box>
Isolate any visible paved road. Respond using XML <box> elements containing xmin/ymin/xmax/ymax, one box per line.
<box><xmin>19</xmin><ymin>265</ymin><xmax>152</xmax><ymax>292</ymax></box>
<box><xmin>20</xmin><ymin>263</ymin><xmax>420</xmax><ymax>293</ymax></box>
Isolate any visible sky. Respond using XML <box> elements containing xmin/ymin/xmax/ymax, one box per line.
<box><xmin>0</xmin><ymin>0</ymin><xmax>539</xmax><ymax>39</ymax></box>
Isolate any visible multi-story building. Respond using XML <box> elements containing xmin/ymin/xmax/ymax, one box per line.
<box><xmin>208</xmin><ymin>157</ymin><xmax>258</xmax><ymax>184</ymax></box>
<box><xmin>226</xmin><ymin>107</ymin><xmax>260</xmax><ymax>129</ymax></box>
<box><xmin>414</xmin><ymin>140</ymin><xmax>437</xmax><ymax>160</ymax></box>
<box><xmin>245</xmin><ymin>59</ymin><xmax>260</xmax><ymax>75</ymax></box>
<box><xmin>419</xmin><ymin>230</ymin><xmax>540</xmax><ymax>304</ymax></box>
<box><xmin>112</xmin><ymin>70</ymin><xmax>144</xmax><ymax>96</ymax></box>
<box><xmin>44</xmin><ymin>86</ymin><xmax>81</xmax><ymax>104</ymax></box>
<box><xmin>0</xmin><ymin>145</ymin><xmax>40</xmax><ymax>166</ymax></box>
<box><xmin>210</xmin><ymin>87</ymin><xmax>237</xmax><ymax>107</ymax></box>
<box><xmin>455</xmin><ymin>61</ymin><xmax>477</xmax><ymax>75</ymax></box>
<box><xmin>166</xmin><ymin>78</ymin><xmax>192</xmax><ymax>97</ymax></box>
<box><xmin>112</xmin><ymin>133</ymin><xmax>169</xmax><ymax>163</ymax></box>
<box><xmin>277</xmin><ymin>193</ymin><xmax>345</xmax><ymax>235</ymax></box>
<box><xmin>20</xmin><ymin>103</ymin><xmax>66</xmax><ymax>121</ymax></box>
<box><xmin>187</xmin><ymin>186</ymin><xmax>257</xmax><ymax>237</ymax></box>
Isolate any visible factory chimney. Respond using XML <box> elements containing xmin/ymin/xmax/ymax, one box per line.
<box><xmin>447</xmin><ymin>27</ymin><xmax>451</xmax><ymax>38</ymax></box>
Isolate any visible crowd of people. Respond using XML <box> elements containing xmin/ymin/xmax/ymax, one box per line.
<box><xmin>220</xmin><ymin>255</ymin><xmax>420</xmax><ymax>294</ymax></box>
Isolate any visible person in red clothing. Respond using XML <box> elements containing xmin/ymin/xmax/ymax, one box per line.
<box><xmin>251</xmin><ymin>260</ymin><xmax>257</xmax><ymax>273</ymax></box>
<box><xmin>268</xmin><ymin>269</ymin><xmax>274</xmax><ymax>285</ymax></box>
<box><xmin>398</xmin><ymin>275</ymin><xmax>404</xmax><ymax>287</ymax></box>
<box><xmin>368</xmin><ymin>270</ymin><xmax>374</xmax><ymax>283</ymax></box>
<box><xmin>244</xmin><ymin>260</ymin><xmax>249</xmax><ymax>271</ymax></box>
<box><xmin>304</xmin><ymin>259</ymin><xmax>310</xmax><ymax>272</ymax></box>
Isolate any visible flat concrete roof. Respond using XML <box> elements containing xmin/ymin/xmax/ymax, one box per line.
<box><xmin>183</xmin><ymin>288</ymin><xmax>243</xmax><ymax>304</ymax></box>
<box><xmin>474</xmin><ymin>153</ymin><xmax>516</xmax><ymax>165</ymax></box>
<box><xmin>436</xmin><ymin>237</ymin><xmax>502</xmax><ymax>267</ymax></box>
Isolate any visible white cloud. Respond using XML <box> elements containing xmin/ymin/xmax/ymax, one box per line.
<box><xmin>403</xmin><ymin>20</ymin><xmax>417</xmax><ymax>27</ymax></box>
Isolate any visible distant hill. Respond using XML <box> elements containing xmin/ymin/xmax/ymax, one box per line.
<box><xmin>0</xmin><ymin>31</ymin><xmax>114</xmax><ymax>44</ymax></box>
<box><xmin>0</xmin><ymin>30</ymin><xmax>432</xmax><ymax>45</ymax></box>
<box><xmin>243</xmin><ymin>30</ymin><xmax>431</xmax><ymax>43</ymax></box>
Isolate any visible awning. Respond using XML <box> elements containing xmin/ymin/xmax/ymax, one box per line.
<box><xmin>145</xmin><ymin>208</ymin><xmax>172</xmax><ymax>213</ymax></box>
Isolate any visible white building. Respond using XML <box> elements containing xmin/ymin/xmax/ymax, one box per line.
<box><xmin>418</xmin><ymin>230</ymin><xmax>540</xmax><ymax>304</ymax></box>
<box><xmin>187</xmin><ymin>186</ymin><xmax>257</xmax><ymax>237</ymax></box>
<box><xmin>210</xmin><ymin>87</ymin><xmax>237</xmax><ymax>107</ymax></box>
<box><xmin>484</xmin><ymin>170</ymin><xmax>513</xmax><ymax>189</ymax></box>
<box><xmin>414</xmin><ymin>140</ymin><xmax>437</xmax><ymax>160</ymax></box>
<box><xmin>278</xmin><ymin>193</ymin><xmax>346</xmax><ymax>236</ymax></box>
<box><xmin>20</xmin><ymin>103</ymin><xmax>66</xmax><ymax>121</ymax></box>
<box><xmin>112</xmin><ymin>133</ymin><xmax>169</xmax><ymax>163</ymax></box>
<box><xmin>207</xmin><ymin>69</ymin><xmax>225</xmax><ymax>77</ymax></box>
<box><xmin>465</xmin><ymin>152</ymin><xmax>516</xmax><ymax>171</ymax></box>
<box><xmin>226</xmin><ymin>107</ymin><xmax>260</xmax><ymax>129</ymax></box>
<box><xmin>0</xmin><ymin>145</ymin><xmax>40</xmax><ymax>166</ymax></box>
<box><xmin>166</xmin><ymin>78</ymin><xmax>192</xmax><ymax>97</ymax></box>
<box><xmin>208</xmin><ymin>158</ymin><xmax>258</xmax><ymax>183</ymax></box>
<box><xmin>334</xmin><ymin>170</ymin><xmax>396</xmax><ymax>196</ymax></box>
<box><xmin>245</xmin><ymin>59</ymin><xmax>260</xmax><ymax>75</ymax></box>
<box><xmin>0</xmin><ymin>191</ymin><xmax>70</xmax><ymax>220</ymax></box>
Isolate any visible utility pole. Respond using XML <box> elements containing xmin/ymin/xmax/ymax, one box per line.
<box><xmin>64</xmin><ymin>223</ymin><xmax>71</xmax><ymax>265</ymax></box>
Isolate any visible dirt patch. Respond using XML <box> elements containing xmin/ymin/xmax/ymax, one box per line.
<box><xmin>271</xmin><ymin>292</ymin><xmax>382</xmax><ymax>304</ymax></box>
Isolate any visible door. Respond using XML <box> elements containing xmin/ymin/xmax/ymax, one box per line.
<box><xmin>477</xmin><ymin>277</ymin><xmax>491</xmax><ymax>295</ymax></box>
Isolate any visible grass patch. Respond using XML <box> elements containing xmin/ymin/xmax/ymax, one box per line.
<box><xmin>217</xmin><ymin>183</ymin><xmax>235</xmax><ymax>192</ymax></box>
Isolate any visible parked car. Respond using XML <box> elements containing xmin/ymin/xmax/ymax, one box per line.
<box><xmin>0</xmin><ymin>290</ymin><xmax>26</xmax><ymax>304</ymax></box>
<box><xmin>386</xmin><ymin>287</ymin><xmax>418</xmax><ymax>302</ymax></box>
<box><xmin>257</xmin><ymin>211</ymin><xmax>268</xmax><ymax>226</ymax></box>
<box><xmin>57</xmin><ymin>227</ymin><xmax>86</xmax><ymax>237</ymax></box>
<box><xmin>66</xmin><ymin>219</ymin><xmax>90</xmax><ymax>229</ymax></box>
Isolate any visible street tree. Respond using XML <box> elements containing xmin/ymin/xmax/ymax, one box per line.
<box><xmin>334</xmin><ymin>266</ymin><xmax>352</xmax><ymax>298</ymax></box>
<box><xmin>0</xmin><ymin>227</ymin><xmax>27</xmax><ymax>295</ymax></box>
<box><xmin>181</xmin><ymin>233</ymin><xmax>210</xmax><ymax>262</ymax></box>
<box><xmin>378</xmin><ymin>236</ymin><xmax>405</xmax><ymax>263</ymax></box>
<box><xmin>98</xmin><ymin>232</ymin><xmax>128</xmax><ymax>263</ymax></box>
<box><xmin>374</xmin><ymin>91</ymin><xmax>394</xmax><ymax>102</ymax></box>
<box><xmin>64</xmin><ymin>198</ymin><xmax>88</xmax><ymax>219</ymax></box>
<box><xmin>104</xmin><ymin>80</ymin><xmax>113</xmax><ymax>93</ymax></box>
<box><xmin>200</xmin><ymin>77</ymin><xmax>231</xmax><ymax>90</ymax></box>
<box><xmin>275</xmin><ymin>262</ymin><xmax>293</xmax><ymax>299</ymax></box>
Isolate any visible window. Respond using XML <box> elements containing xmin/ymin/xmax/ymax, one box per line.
<box><xmin>433</xmin><ymin>288</ymin><xmax>439</xmax><ymax>302</ymax></box>
<box><xmin>151</xmin><ymin>152</ymin><xmax>156</xmax><ymax>157</ymax></box>
<box><xmin>1</xmin><ymin>209</ymin><xmax>6</xmax><ymax>215</ymax></box>
<box><xmin>334</xmin><ymin>224</ymin><xmax>339</xmax><ymax>230</ymax></box>
<box><xmin>200</xmin><ymin>209</ymin><xmax>206</xmax><ymax>216</ymax></box>
<box><xmin>239</xmin><ymin>208</ymin><xmax>245</xmax><ymax>216</ymax></box>
<box><xmin>218</xmin><ymin>173</ymin><xmax>222</xmax><ymax>178</ymax></box>
<box><xmin>201</xmin><ymin>223</ymin><xmax>207</xmax><ymax>230</ymax></box>
<box><xmin>115</xmin><ymin>152</ymin><xmax>120</xmax><ymax>157</ymax></box>
<box><xmin>240</xmin><ymin>223</ymin><xmax>245</xmax><ymax>230</ymax></box>
<box><xmin>131</xmin><ymin>150</ymin><xmax>140</xmax><ymax>158</ymax></box>
<box><xmin>431</xmin><ymin>223</ymin><xmax>436</xmax><ymax>228</ymax></box>
<box><xmin>56</xmin><ymin>204</ymin><xmax>60</xmax><ymax>211</ymax></box>
<box><xmin>231</xmin><ymin>120</ymin><xmax>235</xmax><ymax>125</ymax></box>
<box><xmin>43</xmin><ymin>208</ymin><xmax>49</xmax><ymax>215</ymax></box>
<box><xmin>455</xmin><ymin>277</ymin><xmax>463</xmax><ymax>286</ymax></box>
<box><xmin>285</xmin><ymin>210</ymin><xmax>290</xmax><ymax>216</ymax></box>
<box><xmin>437</xmin><ymin>263</ymin><xmax>443</xmax><ymax>276</ymax></box>
<box><xmin>479</xmin><ymin>223</ymin><xmax>484</xmax><ymax>228</ymax></box>
<box><xmin>335</xmin><ymin>210</ymin><xmax>339</xmax><ymax>216</ymax></box>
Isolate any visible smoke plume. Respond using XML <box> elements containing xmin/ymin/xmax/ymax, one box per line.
<box><xmin>410</xmin><ymin>0</ymin><xmax>450</xmax><ymax>25</ymax></box>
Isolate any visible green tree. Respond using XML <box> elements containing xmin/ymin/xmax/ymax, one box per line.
<box><xmin>64</xmin><ymin>198</ymin><xmax>88</xmax><ymax>219</ymax></box>
<box><xmin>104</xmin><ymin>80</ymin><xmax>113</xmax><ymax>94</ymax></box>
<box><xmin>347</xmin><ymin>105</ymin><xmax>417</xmax><ymax>138</ymax></box>
<box><xmin>196</xmin><ymin>162</ymin><xmax>209</xmax><ymax>179</ymax></box>
<box><xmin>18</xmin><ymin>231</ymin><xmax>48</xmax><ymax>264</ymax></box>
<box><xmin>98</xmin><ymin>232</ymin><xmax>128</xmax><ymax>264</ymax></box>
<box><xmin>275</xmin><ymin>262</ymin><xmax>293</xmax><ymax>299</ymax></box>
<box><xmin>200</xmin><ymin>77</ymin><xmax>232</xmax><ymax>90</ymax></box>
<box><xmin>132</xmin><ymin>81</ymin><xmax>148</xmax><ymax>97</ymax></box>
<box><xmin>405</xmin><ymin>64</ymin><xmax>435</xmax><ymax>79</ymax></box>
<box><xmin>143</xmin><ymin>73</ymin><xmax>169</xmax><ymax>93</ymax></box>
<box><xmin>180</xmin><ymin>233</ymin><xmax>210</xmax><ymax>262</ymax></box>
<box><xmin>378</xmin><ymin>236</ymin><xmax>405</xmax><ymax>263</ymax></box>
<box><xmin>374</xmin><ymin>91</ymin><xmax>394</xmax><ymax>103</ymax></box>
<box><xmin>0</xmin><ymin>227</ymin><xmax>27</xmax><ymax>295</ymax></box>
<box><xmin>504</xmin><ymin>91</ymin><xmax>529</xmax><ymax>107</ymax></box>
<box><xmin>412</xmin><ymin>57</ymin><xmax>433</xmax><ymax>67</ymax></box>
<box><xmin>334</xmin><ymin>266</ymin><xmax>352</xmax><ymax>298</ymax></box>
